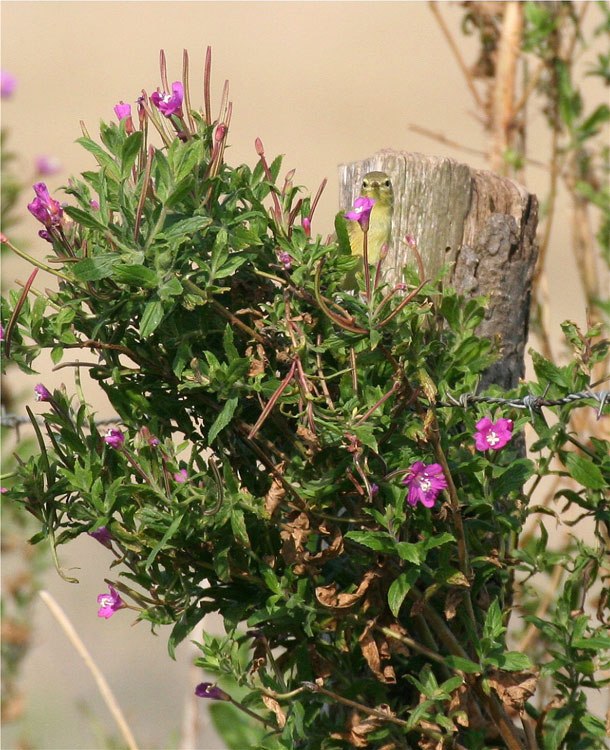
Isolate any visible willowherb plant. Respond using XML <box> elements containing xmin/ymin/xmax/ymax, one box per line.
<box><xmin>1</xmin><ymin>50</ymin><xmax>609</xmax><ymax>750</ymax></box>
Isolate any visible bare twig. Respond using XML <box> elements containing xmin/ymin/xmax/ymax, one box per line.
<box><xmin>39</xmin><ymin>590</ymin><xmax>138</xmax><ymax>750</ymax></box>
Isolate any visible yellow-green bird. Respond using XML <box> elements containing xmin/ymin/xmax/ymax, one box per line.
<box><xmin>346</xmin><ymin>171</ymin><xmax>394</xmax><ymax>264</ymax></box>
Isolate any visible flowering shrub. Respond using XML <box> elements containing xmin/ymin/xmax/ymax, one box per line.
<box><xmin>1</xmin><ymin>51</ymin><xmax>609</xmax><ymax>749</ymax></box>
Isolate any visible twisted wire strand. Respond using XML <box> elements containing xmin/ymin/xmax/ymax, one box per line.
<box><xmin>2</xmin><ymin>390</ymin><xmax>608</xmax><ymax>430</ymax></box>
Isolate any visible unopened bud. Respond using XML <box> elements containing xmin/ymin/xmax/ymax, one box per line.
<box><xmin>254</xmin><ymin>137</ymin><xmax>264</xmax><ymax>156</ymax></box>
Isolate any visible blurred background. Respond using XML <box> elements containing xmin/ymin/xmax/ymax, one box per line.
<box><xmin>2</xmin><ymin>2</ymin><xmax>608</xmax><ymax>748</ymax></box>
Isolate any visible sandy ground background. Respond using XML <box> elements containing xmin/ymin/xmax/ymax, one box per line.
<box><xmin>2</xmin><ymin>2</ymin><xmax>608</xmax><ymax>749</ymax></box>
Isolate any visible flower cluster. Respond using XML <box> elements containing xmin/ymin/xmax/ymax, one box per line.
<box><xmin>401</xmin><ymin>418</ymin><xmax>514</xmax><ymax>508</ymax></box>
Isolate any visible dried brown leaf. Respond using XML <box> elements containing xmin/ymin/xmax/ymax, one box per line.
<box><xmin>316</xmin><ymin>570</ymin><xmax>379</xmax><ymax>610</ymax></box>
<box><xmin>359</xmin><ymin>618</ymin><xmax>396</xmax><ymax>684</ymax></box>
<box><xmin>261</xmin><ymin>694</ymin><xmax>287</xmax><ymax>729</ymax></box>
<box><xmin>444</xmin><ymin>589</ymin><xmax>463</xmax><ymax>621</ymax></box>
<box><xmin>296</xmin><ymin>424</ymin><xmax>321</xmax><ymax>456</ymax></box>
<box><xmin>488</xmin><ymin>668</ymin><xmax>539</xmax><ymax>712</ymax></box>
<box><xmin>265</xmin><ymin>462</ymin><xmax>286</xmax><ymax>517</ymax></box>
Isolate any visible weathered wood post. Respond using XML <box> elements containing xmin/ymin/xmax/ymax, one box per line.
<box><xmin>339</xmin><ymin>150</ymin><xmax>538</xmax><ymax>391</ymax></box>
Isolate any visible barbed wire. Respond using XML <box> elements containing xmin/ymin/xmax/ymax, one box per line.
<box><xmin>437</xmin><ymin>389</ymin><xmax>610</xmax><ymax>421</ymax></box>
<box><xmin>2</xmin><ymin>389</ymin><xmax>608</xmax><ymax>434</ymax></box>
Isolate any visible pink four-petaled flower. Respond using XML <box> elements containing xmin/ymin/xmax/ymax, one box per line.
<box><xmin>474</xmin><ymin>417</ymin><xmax>514</xmax><ymax>452</ymax></box>
<box><xmin>344</xmin><ymin>196</ymin><xmax>376</xmax><ymax>230</ymax></box>
<box><xmin>403</xmin><ymin>461</ymin><xmax>448</xmax><ymax>508</ymax></box>
<box><xmin>27</xmin><ymin>182</ymin><xmax>63</xmax><ymax>228</ymax></box>
<box><xmin>195</xmin><ymin>682</ymin><xmax>230</xmax><ymax>701</ymax></box>
<box><xmin>151</xmin><ymin>82</ymin><xmax>183</xmax><ymax>117</ymax></box>
<box><xmin>104</xmin><ymin>429</ymin><xmax>125</xmax><ymax>449</ymax></box>
<box><xmin>97</xmin><ymin>586</ymin><xmax>124</xmax><ymax>619</ymax></box>
<box><xmin>34</xmin><ymin>384</ymin><xmax>52</xmax><ymax>402</ymax></box>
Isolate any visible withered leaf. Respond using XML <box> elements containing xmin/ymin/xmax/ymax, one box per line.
<box><xmin>316</xmin><ymin>570</ymin><xmax>379</xmax><ymax>610</ymax></box>
<box><xmin>444</xmin><ymin>589</ymin><xmax>463</xmax><ymax>621</ymax></box>
<box><xmin>359</xmin><ymin>618</ymin><xmax>396</xmax><ymax>684</ymax></box>
<box><xmin>330</xmin><ymin>707</ymin><xmax>395</xmax><ymax>748</ymax></box>
<box><xmin>296</xmin><ymin>424</ymin><xmax>321</xmax><ymax>456</ymax></box>
<box><xmin>264</xmin><ymin>462</ymin><xmax>286</xmax><ymax>517</ymax></box>
<box><xmin>261</xmin><ymin>694</ymin><xmax>287</xmax><ymax>729</ymax></box>
<box><xmin>488</xmin><ymin>668</ymin><xmax>539</xmax><ymax>712</ymax></box>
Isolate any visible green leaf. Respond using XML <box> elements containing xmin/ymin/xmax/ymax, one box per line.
<box><xmin>63</xmin><ymin>205</ymin><xmax>108</xmax><ymax>232</ymax></box>
<box><xmin>444</xmin><ymin>655</ymin><xmax>481</xmax><ymax>674</ymax></box>
<box><xmin>395</xmin><ymin>542</ymin><xmax>423</xmax><ymax>564</ymax></box>
<box><xmin>564</xmin><ymin>452</ymin><xmax>606</xmax><ymax>490</ymax></box>
<box><xmin>334</xmin><ymin>211</ymin><xmax>352</xmax><ymax>255</ymax></box>
<box><xmin>72</xmin><ymin>255</ymin><xmax>118</xmax><ymax>281</ymax></box>
<box><xmin>168</xmin><ymin>605</ymin><xmax>207</xmax><ymax>660</ymax></box>
<box><xmin>388</xmin><ymin>568</ymin><xmax>419</xmax><ymax>617</ymax></box>
<box><xmin>121</xmin><ymin>131</ymin><xmax>143</xmax><ymax>177</ymax></box>
<box><xmin>162</xmin><ymin>216</ymin><xmax>213</xmax><ymax>240</ymax></box>
<box><xmin>113</xmin><ymin>264</ymin><xmax>158</xmax><ymax>288</ymax></box>
<box><xmin>145</xmin><ymin>513</ymin><xmax>184</xmax><ymax>569</ymax></box>
<box><xmin>76</xmin><ymin>136</ymin><xmax>120</xmax><ymax>179</ymax></box>
<box><xmin>345</xmin><ymin>531</ymin><xmax>395</xmax><ymax>554</ymax></box>
<box><xmin>139</xmin><ymin>298</ymin><xmax>164</xmax><ymax>338</ymax></box>
<box><xmin>572</xmin><ymin>635</ymin><xmax>610</xmax><ymax>650</ymax></box>
<box><xmin>496</xmin><ymin>651</ymin><xmax>533</xmax><ymax>671</ymax></box>
<box><xmin>493</xmin><ymin>459</ymin><xmax>534</xmax><ymax>496</ymax></box>
<box><xmin>208</xmin><ymin>397</ymin><xmax>238</xmax><ymax>444</ymax></box>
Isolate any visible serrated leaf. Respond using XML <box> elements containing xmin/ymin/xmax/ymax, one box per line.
<box><xmin>72</xmin><ymin>255</ymin><xmax>118</xmax><ymax>281</ymax></box>
<box><xmin>113</xmin><ymin>264</ymin><xmax>158</xmax><ymax>288</ymax></box>
<box><xmin>163</xmin><ymin>216</ymin><xmax>213</xmax><ymax>240</ymax></box>
<box><xmin>388</xmin><ymin>568</ymin><xmax>419</xmax><ymax>617</ymax></box>
<box><xmin>63</xmin><ymin>205</ymin><xmax>108</xmax><ymax>232</ymax></box>
<box><xmin>496</xmin><ymin>651</ymin><xmax>533</xmax><ymax>671</ymax></box>
<box><xmin>76</xmin><ymin>136</ymin><xmax>120</xmax><ymax>179</ymax></box>
<box><xmin>121</xmin><ymin>131</ymin><xmax>143</xmax><ymax>177</ymax></box>
<box><xmin>345</xmin><ymin>531</ymin><xmax>395</xmax><ymax>554</ymax></box>
<box><xmin>564</xmin><ymin>452</ymin><xmax>606</xmax><ymax>490</ymax></box>
<box><xmin>444</xmin><ymin>655</ymin><xmax>481</xmax><ymax>674</ymax></box>
<box><xmin>493</xmin><ymin>459</ymin><xmax>534</xmax><ymax>496</ymax></box>
<box><xmin>208</xmin><ymin>397</ymin><xmax>238</xmax><ymax>444</ymax></box>
<box><xmin>395</xmin><ymin>541</ymin><xmax>423</xmax><ymax>563</ymax></box>
<box><xmin>139</xmin><ymin>298</ymin><xmax>164</xmax><ymax>338</ymax></box>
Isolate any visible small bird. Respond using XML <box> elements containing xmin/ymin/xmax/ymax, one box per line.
<box><xmin>346</xmin><ymin>171</ymin><xmax>394</xmax><ymax>264</ymax></box>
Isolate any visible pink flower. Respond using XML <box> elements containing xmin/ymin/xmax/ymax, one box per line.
<box><xmin>302</xmin><ymin>217</ymin><xmax>311</xmax><ymax>237</ymax></box>
<box><xmin>195</xmin><ymin>682</ymin><xmax>230</xmax><ymax>701</ymax></box>
<box><xmin>114</xmin><ymin>101</ymin><xmax>132</xmax><ymax>120</ymax></box>
<box><xmin>104</xmin><ymin>429</ymin><xmax>125</xmax><ymax>449</ymax></box>
<box><xmin>151</xmin><ymin>81</ymin><xmax>183</xmax><ymax>117</ymax></box>
<box><xmin>97</xmin><ymin>586</ymin><xmax>124</xmax><ymax>619</ymax></box>
<box><xmin>34</xmin><ymin>384</ymin><xmax>52</xmax><ymax>402</ymax></box>
<box><xmin>35</xmin><ymin>155</ymin><xmax>62</xmax><ymax>176</ymax></box>
<box><xmin>27</xmin><ymin>183</ymin><xmax>63</xmax><ymax>228</ymax></box>
<box><xmin>277</xmin><ymin>251</ymin><xmax>292</xmax><ymax>271</ymax></box>
<box><xmin>1</xmin><ymin>70</ymin><xmax>17</xmax><ymax>98</ymax></box>
<box><xmin>474</xmin><ymin>417</ymin><xmax>514</xmax><ymax>451</ymax></box>
<box><xmin>113</xmin><ymin>101</ymin><xmax>134</xmax><ymax>134</ymax></box>
<box><xmin>90</xmin><ymin>200</ymin><xmax>100</xmax><ymax>210</ymax></box>
<box><xmin>344</xmin><ymin>196</ymin><xmax>376</xmax><ymax>231</ymax></box>
<box><xmin>89</xmin><ymin>526</ymin><xmax>113</xmax><ymax>547</ymax></box>
<box><xmin>402</xmin><ymin>462</ymin><xmax>447</xmax><ymax>508</ymax></box>
<box><xmin>174</xmin><ymin>469</ymin><xmax>188</xmax><ymax>483</ymax></box>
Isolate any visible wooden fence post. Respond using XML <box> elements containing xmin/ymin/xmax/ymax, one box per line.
<box><xmin>339</xmin><ymin>149</ymin><xmax>539</xmax><ymax>391</ymax></box>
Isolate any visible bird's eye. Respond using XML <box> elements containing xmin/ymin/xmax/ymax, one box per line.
<box><xmin>384</xmin><ymin>179</ymin><xmax>391</xmax><ymax>187</ymax></box>
<box><xmin>362</xmin><ymin>180</ymin><xmax>369</xmax><ymax>188</ymax></box>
